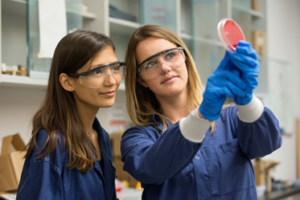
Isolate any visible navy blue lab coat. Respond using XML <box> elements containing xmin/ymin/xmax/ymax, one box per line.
<box><xmin>121</xmin><ymin>106</ymin><xmax>282</xmax><ymax>200</ymax></box>
<box><xmin>16</xmin><ymin>118</ymin><xmax>117</xmax><ymax>200</ymax></box>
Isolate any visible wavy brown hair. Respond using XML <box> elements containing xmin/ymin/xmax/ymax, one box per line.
<box><xmin>26</xmin><ymin>30</ymin><xmax>115</xmax><ymax>172</ymax></box>
<box><xmin>124</xmin><ymin>25</ymin><xmax>215</xmax><ymax>133</ymax></box>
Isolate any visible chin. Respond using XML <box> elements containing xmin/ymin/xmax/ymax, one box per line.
<box><xmin>99</xmin><ymin>99</ymin><xmax>115</xmax><ymax>108</ymax></box>
<box><xmin>101</xmin><ymin>105</ymin><xmax>113</xmax><ymax>108</ymax></box>
<box><xmin>168</xmin><ymin>91</ymin><xmax>183</xmax><ymax>96</ymax></box>
<box><xmin>168</xmin><ymin>86</ymin><xmax>185</xmax><ymax>93</ymax></box>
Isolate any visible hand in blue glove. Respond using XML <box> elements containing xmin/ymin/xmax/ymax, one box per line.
<box><xmin>229</xmin><ymin>41</ymin><xmax>259</xmax><ymax>105</ymax></box>
<box><xmin>199</xmin><ymin>52</ymin><xmax>247</xmax><ymax>121</ymax></box>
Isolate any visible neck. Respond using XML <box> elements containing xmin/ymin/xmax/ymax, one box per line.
<box><xmin>76</xmin><ymin>103</ymin><xmax>99</xmax><ymax>136</ymax></box>
<box><xmin>157</xmin><ymin>91</ymin><xmax>190</xmax><ymax>123</ymax></box>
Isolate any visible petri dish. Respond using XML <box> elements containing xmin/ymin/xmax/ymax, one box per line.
<box><xmin>217</xmin><ymin>18</ymin><xmax>245</xmax><ymax>52</ymax></box>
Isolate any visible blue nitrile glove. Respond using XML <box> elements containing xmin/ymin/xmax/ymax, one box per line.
<box><xmin>229</xmin><ymin>41</ymin><xmax>259</xmax><ymax>105</ymax></box>
<box><xmin>199</xmin><ymin>52</ymin><xmax>247</xmax><ymax>121</ymax></box>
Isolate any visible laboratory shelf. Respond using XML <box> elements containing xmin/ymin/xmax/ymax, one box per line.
<box><xmin>195</xmin><ymin>37</ymin><xmax>223</xmax><ymax>47</ymax></box>
<box><xmin>180</xmin><ymin>33</ymin><xmax>192</xmax><ymax>40</ymax></box>
<box><xmin>232</xmin><ymin>4</ymin><xmax>264</xmax><ymax>18</ymax></box>
<box><xmin>0</xmin><ymin>74</ymin><xmax>126</xmax><ymax>91</ymax></box>
<box><xmin>180</xmin><ymin>33</ymin><xmax>223</xmax><ymax>48</ymax></box>
<box><xmin>66</xmin><ymin>9</ymin><xmax>97</xmax><ymax>20</ymax></box>
<box><xmin>0</xmin><ymin>74</ymin><xmax>48</xmax><ymax>89</ymax></box>
<box><xmin>3</xmin><ymin>0</ymin><xmax>97</xmax><ymax>20</ymax></box>
<box><xmin>109</xmin><ymin>17</ymin><xmax>140</xmax><ymax>37</ymax></box>
<box><xmin>2</xmin><ymin>0</ymin><xmax>26</xmax><ymax>17</ymax></box>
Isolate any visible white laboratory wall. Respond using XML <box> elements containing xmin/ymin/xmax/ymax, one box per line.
<box><xmin>262</xmin><ymin>0</ymin><xmax>300</xmax><ymax>181</ymax></box>
<box><xmin>0</xmin><ymin>87</ymin><xmax>45</xmax><ymax>145</ymax></box>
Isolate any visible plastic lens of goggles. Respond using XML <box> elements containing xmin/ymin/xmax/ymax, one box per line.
<box><xmin>79</xmin><ymin>64</ymin><xmax>125</xmax><ymax>88</ymax></box>
<box><xmin>139</xmin><ymin>49</ymin><xmax>185</xmax><ymax>80</ymax></box>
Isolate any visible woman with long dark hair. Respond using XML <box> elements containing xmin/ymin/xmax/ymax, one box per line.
<box><xmin>17</xmin><ymin>30</ymin><xmax>125</xmax><ymax>200</ymax></box>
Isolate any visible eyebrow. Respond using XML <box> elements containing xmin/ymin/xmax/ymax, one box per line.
<box><xmin>89</xmin><ymin>60</ymin><xmax>119</xmax><ymax>69</ymax></box>
<box><xmin>69</xmin><ymin>61</ymin><xmax>125</xmax><ymax>78</ymax></box>
<box><xmin>138</xmin><ymin>47</ymin><xmax>183</xmax><ymax>68</ymax></box>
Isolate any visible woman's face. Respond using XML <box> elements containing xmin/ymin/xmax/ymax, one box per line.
<box><xmin>72</xmin><ymin>46</ymin><xmax>122</xmax><ymax>110</ymax></box>
<box><xmin>136</xmin><ymin>37</ymin><xmax>188</xmax><ymax>99</ymax></box>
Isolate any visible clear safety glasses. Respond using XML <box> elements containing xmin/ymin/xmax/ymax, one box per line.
<box><xmin>69</xmin><ymin>61</ymin><xmax>126</xmax><ymax>88</ymax></box>
<box><xmin>138</xmin><ymin>47</ymin><xmax>186</xmax><ymax>80</ymax></box>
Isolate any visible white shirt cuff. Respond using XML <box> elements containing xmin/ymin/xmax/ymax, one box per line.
<box><xmin>179</xmin><ymin>107</ymin><xmax>211</xmax><ymax>143</ymax></box>
<box><xmin>237</xmin><ymin>95</ymin><xmax>264</xmax><ymax>123</ymax></box>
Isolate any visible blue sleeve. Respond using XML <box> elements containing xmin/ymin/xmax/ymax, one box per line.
<box><xmin>228</xmin><ymin>106</ymin><xmax>282</xmax><ymax>159</ymax></box>
<box><xmin>17</xmin><ymin>130</ymin><xmax>64</xmax><ymax>200</ymax></box>
<box><xmin>120</xmin><ymin>123</ymin><xmax>201</xmax><ymax>185</ymax></box>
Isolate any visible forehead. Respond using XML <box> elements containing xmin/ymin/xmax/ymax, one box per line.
<box><xmin>79</xmin><ymin>46</ymin><xmax>117</xmax><ymax>72</ymax></box>
<box><xmin>136</xmin><ymin>37</ymin><xmax>177</xmax><ymax>64</ymax></box>
<box><xmin>90</xmin><ymin>46</ymin><xmax>117</xmax><ymax>66</ymax></box>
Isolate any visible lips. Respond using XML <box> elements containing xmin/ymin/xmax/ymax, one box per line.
<box><xmin>100</xmin><ymin>90</ymin><xmax>115</xmax><ymax>96</ymax></box>
<box><xmin>101</xmin><ymin>90</ymin><xmax>114</xmax><ymax>94</ymax></box>
<box><xmin>161</xmin><ymin>75</ymin><xmax>178</xmax><ymax>84</ymax></box>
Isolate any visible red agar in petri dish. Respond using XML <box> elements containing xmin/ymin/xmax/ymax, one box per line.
<box><xmin>217</xmin><ymin>18</ymin><xmax>245</xmax><ymax>52</ymax></box>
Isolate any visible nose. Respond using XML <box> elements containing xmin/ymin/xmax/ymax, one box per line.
<box><xmin>159</xmin><ymin>63</ymin><xmax>171</xmax><ymax>74</ymax></box>
<box><xmin>104</xmin><ymin>69</ymin><xmax>117</xmax><ymax>85</ymax></box>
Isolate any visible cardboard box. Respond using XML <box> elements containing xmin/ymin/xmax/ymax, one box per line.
<box><xmin>254</xmin><ymin>158</ymin><xmax>279</xmax><ymax>192</ymax></box>
<box><xmin>0</xmin><ymin>134</ymin><xmax>26</xmax><ymax>192</ymax></box>
<box><xmin>251</xmin><ymin>30</ymin><xmax>266</xmax><ymax>56</ymax></box>
<box><xmin>128</xmin><ymin>174</ymin><xmax>139</xmax><ymax>188</ymax></box>
<box><xmin>109</xmin><ymin>133</ymin><xmax>139</xmax><ymax>188</ymax></box>
<box><xmin>251</xmin><ymin>0</ymin><xmax>259</xmax><ymax>11</ymax></box>
<box><xmin>109</xmin><ymin>133</ymin><xmax>122</xmax><ymax>157</ymax></box>
<box><xmin>114</xmin><ymin>157</ymin><xmax>129</xmax><ymax>181</ymax></box>
<box><xmin>113</xmin><ymin>156</ymin><xmax>138</xmax><ymax>188</ymax></box>
<box><xmin>254</xmin><ymin>159</ymin><xmax>265</xmax><ymax>186</ymax></box>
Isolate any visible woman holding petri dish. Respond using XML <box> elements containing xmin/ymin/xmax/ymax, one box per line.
<box><xmin>120</xmin><ymin>24</ymin><xmax>282</xmax><ymax>199</ymax></box>
<box><xmin>16</xmin><ymin>30</ymin><xmax>125</xmax><ymax>200</ymax></box>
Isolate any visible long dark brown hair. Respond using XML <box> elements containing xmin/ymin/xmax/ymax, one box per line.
<box><xmin>26</xmin><ymin>30</ymin><xmax>115</xmax><ymax>172</ymax></box>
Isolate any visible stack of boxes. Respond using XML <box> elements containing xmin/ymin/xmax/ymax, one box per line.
<box><xmin>0</xmin><ymin>133</ymin><xmax>26</xmax><ymax>193</ymax></box>
<box><xmin>254</xmin><ymin>158</ymin><xmax>279</xmax><ymax>193</ymax></box>
<box><xmin>251</xmin><ymin>0</ymin><xmax>266</xmax><ymax>56</ymax></box>
<box><xmin>109</xmin><ymin>133</ymin><xmax>138</xmax><ymax>188</ymax></box>
<box><xmin>252</xmin><ymin>30</ymin><xmax>266</xmax><ymax>56</ymax></box>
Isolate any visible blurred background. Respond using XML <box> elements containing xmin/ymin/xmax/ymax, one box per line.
<box><xmin>0</xmin><ymin>0</ymin><xmax>300</xmax><ymax>199</ymax></box>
